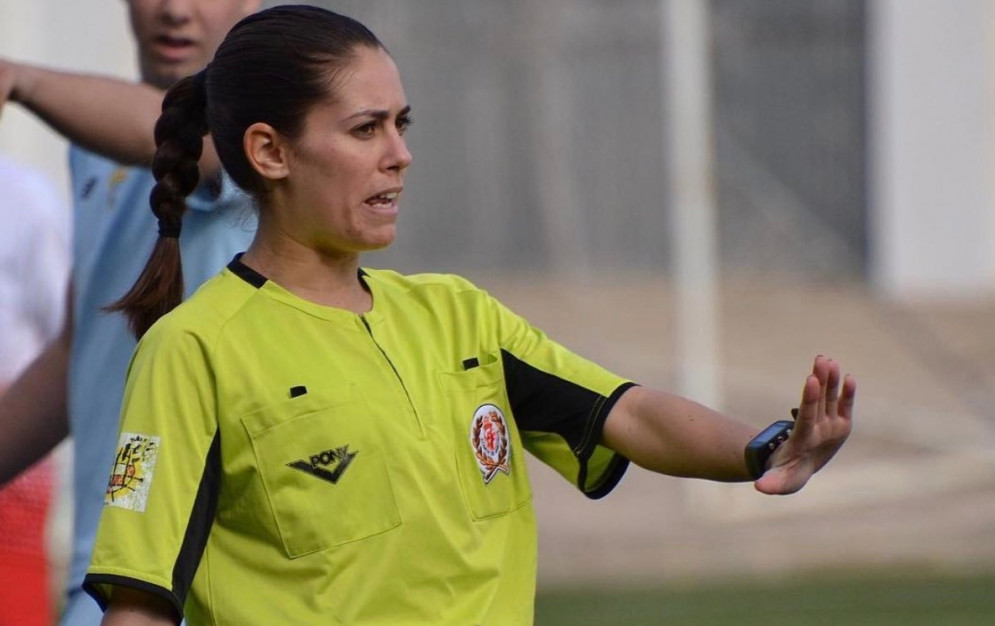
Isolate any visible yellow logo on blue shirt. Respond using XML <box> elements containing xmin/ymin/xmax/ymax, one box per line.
<box><xmin>107</xmin><ymin>167</ymin><xmax>128</xmax><ymax>208</ymax></box>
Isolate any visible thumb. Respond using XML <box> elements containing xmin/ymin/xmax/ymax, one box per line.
<box><xmin>753</xmin><ymin>459</ymin><xmax>811</xmax><ymax>496</ymax></box>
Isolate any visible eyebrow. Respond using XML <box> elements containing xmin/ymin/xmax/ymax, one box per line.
<box><xmin>346</xmin><ymin>104</ymin><xmax>412</xmax><ymax>121</ymax></box>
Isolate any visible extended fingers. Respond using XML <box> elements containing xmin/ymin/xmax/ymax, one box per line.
<box><xmin>823</xmin><ymin>358</ymin><xmax>841</xmax><ymax>417</ymax></box>
<box><xmin>793</xmin><ymin>372</ymin><xmax>822</xmax><ymax>438</ymax></box>
<box><xmin>810</xmin><ymin>355</ymin><xmax>830</xmax><ymax>419</ymax></box>
<box><xmin>838</xmin><ymin>373</ymin><xmax>857</xmax><ymax>420</ymax></box>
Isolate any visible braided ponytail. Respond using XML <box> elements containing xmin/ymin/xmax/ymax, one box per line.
<box><xmin>105</xmin><ymin>70</ymin><xmax>208</xmax><ymax>339</ymax></box>
<box><xmin>109</xmin><ymin>6</ymin><xmax>388</xmax><ymax>339</ymax></box>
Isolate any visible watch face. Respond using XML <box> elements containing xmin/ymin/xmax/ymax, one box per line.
<box><xmin>754</xmin><ymin>420</ymin><xmax>794</xmax><ymax>443</ymax></box>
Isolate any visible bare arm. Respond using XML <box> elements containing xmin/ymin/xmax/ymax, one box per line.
<box><xmin>602</xmin><ymin>355</ymin><xmax>855</xmax><ymax>494</ymax></box>
<box><xmin>0</xmin><ymin>282</ymin><xmax>72</xmax><ymax>485</ymax></box>
<box><xmin>0</xmin><ymin>59</ymin><xmax>221</xmax><ymax>176</ymax></box>
<box><xmin>101</xmin><ymin>588</ymin><xmax>177</xmax><ymax>626</ymax></box>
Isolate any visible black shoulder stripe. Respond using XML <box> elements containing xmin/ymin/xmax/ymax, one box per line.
<box><xmin>171</xmin><ymin>431</ymin><xmax>222</xmax><ymax>609</ymax></box>
<box><xmin>500</xmin><ymin>349</ymin><xmax>613</xmax><ymax>450</ymax></box>
<box><xmin>501</xmin><ymin>348</ymin><xmax>635</xmax><ymax>498</ymax></box>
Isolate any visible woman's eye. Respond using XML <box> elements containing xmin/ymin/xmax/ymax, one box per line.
<box><xmin>397</xmin><ymin>116</ymin><xmax>413</xmax><ymax>135</ymax></box>
<box><xmin>354</xmin><ymin>122</ymin><xmax>377</xmax><ymax>136</ymax></box>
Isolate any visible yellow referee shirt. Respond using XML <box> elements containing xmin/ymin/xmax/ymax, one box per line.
<box><xmin>84</xmin><ymin>257</ymin><xmax>634</xmax><ymax>625</ymax></box>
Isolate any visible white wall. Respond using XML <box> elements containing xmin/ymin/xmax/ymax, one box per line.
<box><xmin>869</xmin><ymin>0</ymin><xmax>995</xmax><ymax>300</ymax></box>
<box><xmin>0</xmin><ymin>1</ymin><xmax>135</xmax><ymax>203</ymax></box>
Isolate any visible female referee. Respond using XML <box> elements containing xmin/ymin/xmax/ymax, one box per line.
<box><xmin>83</xmin><ymin>5</ymin><xmax>855</xmax><ymax>625</ymax></box>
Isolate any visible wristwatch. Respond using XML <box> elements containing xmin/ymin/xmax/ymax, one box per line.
<box><xmin>744</xmin><ymin>419</ymin><xmax>794</xmax><ymax>480</ymax></box>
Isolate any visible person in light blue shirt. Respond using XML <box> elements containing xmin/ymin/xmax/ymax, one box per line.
<box><xmin>0</xmin><ymin>1</ymin><xmax>260</xmax><ymax>623</ymax></box>
<box><xmin>63</xmin><ymin>147</ymin><xmax>253</xmax><ymax>625</ymax></box>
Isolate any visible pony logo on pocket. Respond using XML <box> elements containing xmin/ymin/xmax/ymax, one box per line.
<box><xmin>469</xmin><ymin>404</ymin><xmax>510</xmax><ymax>484</ymax></box>
<box><xmin>288</xmin><ymin>446</ymin><xmax>358</xmax><ymax>485</ymax></box>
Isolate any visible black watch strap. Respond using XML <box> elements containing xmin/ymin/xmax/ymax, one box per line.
<box><xmin>744</xmin><ymin>419</ymin><xmax>794</xmax><ymax>480</ymax></box>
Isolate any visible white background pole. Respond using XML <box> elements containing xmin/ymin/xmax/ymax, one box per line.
<box><xmin>661</xmin><ymin>0</ymin><xmax>721</xmax><ymax>408</ymax></box>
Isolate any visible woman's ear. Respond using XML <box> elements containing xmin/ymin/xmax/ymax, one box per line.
<box><xmin>244</xmin><ymin>122</ymin><xmax>290</xmax><ymax>181</ymax></box>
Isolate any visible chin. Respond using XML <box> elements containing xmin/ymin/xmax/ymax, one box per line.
<box><xmin>345</xmin><ymin>238</ymin><xmax>396</xmax><ymax>255</ymax></box>
<box><xmin>144</xmin><ymin>68</ymin><xmax>186</xmax><ymax>90</ymax></box>
<box><xmin>144</xmin><ymin>61</ymin><xmax>205</xmax><ymax>90</ymax></box>
<box><xmin>364</xmin><ymin>226</ymin><xmax>397</xmax><ymax>250</ymax></box>
<box><xmin>363</xmin><ymin>236</ymin><xmax>396</xmax><ymax>252</ymax></box>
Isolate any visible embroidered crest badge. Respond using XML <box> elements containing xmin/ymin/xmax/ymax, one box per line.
<box><xmin>469</xmin><ymin>404</ymin><xmax>511</xmax><ymax>484</ymax></box>
<box><xmin>104</xmin><ymin>432</ymin><xmax>161</xmax><ymax>512</ymax></box>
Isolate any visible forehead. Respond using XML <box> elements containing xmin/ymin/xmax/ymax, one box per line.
<box><xmin>329</xmin><ymin>46</ymin><xmax>407</xmax><ymax>111</ymax></box>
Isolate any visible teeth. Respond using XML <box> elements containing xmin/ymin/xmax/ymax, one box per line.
<box><xmin>368</xmin><ymin>192</ymin><xmax>399</xmax><ymax>203</ymax></box>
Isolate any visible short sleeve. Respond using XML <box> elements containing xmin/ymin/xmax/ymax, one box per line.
<box><xmin>488</xmin><ymin>294</ymin><xmax>636</xmax><ymax>499</ymax></box>
<box><xmin>83</xmin><ymin>323</ymin><xmax>221</xmax><ymax>619</ymax></box>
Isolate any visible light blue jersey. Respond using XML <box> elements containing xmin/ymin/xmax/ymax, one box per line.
<box><xmin>61</xmin><ymin>146</ymin><xmax>255</xmax><ymax>625</ymax></box>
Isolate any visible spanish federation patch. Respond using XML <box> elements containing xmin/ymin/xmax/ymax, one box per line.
<box><xmin>105</xmin><ymin>432</ymin><xmax>161</xmax><ymax>512</ymax></box>
<box><xmin>469</xmin><ymin>404</ymin><xmax>511</xmax><ymax>484</ymax></box>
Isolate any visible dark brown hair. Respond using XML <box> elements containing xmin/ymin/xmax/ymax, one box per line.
<box><xmin>108</xmin><ymin>5</ymin><xmax>384</xmax><ymax>338</ymax></box>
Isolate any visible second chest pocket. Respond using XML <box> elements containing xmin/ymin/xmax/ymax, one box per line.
<box><xmin>439</xmin><ymin>359</ymin><xmax>533</xmax><ymax>521</ymax></box>
<box><xmin>241</xmin><ymin>389</ymin><xmax>402</xmax><ymax>559</ymax></box>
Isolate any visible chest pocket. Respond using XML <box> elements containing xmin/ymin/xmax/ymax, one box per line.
<box><xmin>241</xmin><ymin>388</ymin><xmax>401</xmax><ymax>559</ymax></box>
<box><xmin>439</xmin><ymin>358</ymin><xmax>533</xmax><ymax>521</ymax></box>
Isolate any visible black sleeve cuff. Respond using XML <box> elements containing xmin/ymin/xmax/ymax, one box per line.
<box><xmin>82</xmin><ymin>573</ymin><xmax>183</xmax><ymax>623</ymax></box>
<box><xmin>576</xmin><ymin>381</ymin><xmax>638</xmax><ymax>499</ymax></box>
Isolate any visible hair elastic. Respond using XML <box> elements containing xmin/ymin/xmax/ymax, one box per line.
<box><xmin>158</xmin><ymin>220</ymin><xmax>181</xmax><ymax>239</ymax></box>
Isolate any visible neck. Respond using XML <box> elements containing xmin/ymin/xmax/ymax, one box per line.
<box><xmin>240</xmin><ymin>238</ymin><xmax>371</xmax><ymax>314</ymax></box>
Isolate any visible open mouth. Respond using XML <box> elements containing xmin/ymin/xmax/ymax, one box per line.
<box><xmin>364</xmin><ymin>191</ymin><xmax>400</xmax><ymax>207</ymax></box>
<box><xmin>153</xmin><ymin>34</ymin><xmax>195</xmax><ymax>59</ymax></box>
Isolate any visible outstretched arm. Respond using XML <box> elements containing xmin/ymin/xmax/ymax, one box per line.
<box><xmin>602</xmin><ymin>355</ymin><xmax>855</xmax><ymax>494</ymax></box>
<box><xmin>0</xmin><ymin>59</ymin><xmax>220</xmax><ymax>176</ymax></box>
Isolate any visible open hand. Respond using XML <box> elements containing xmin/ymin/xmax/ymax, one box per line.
<box><xmin>755</xmin><ymin>355</ymin><xmax>855</xmax><ymax>495</ymax></box>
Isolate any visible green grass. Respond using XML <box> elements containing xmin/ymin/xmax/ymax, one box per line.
<box><xmin>534</xmin><ymin>570</ymin><xmax>995</xmax><ymax>625</ymax></box>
